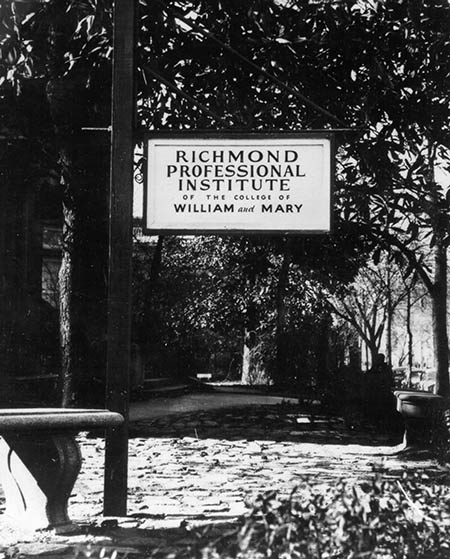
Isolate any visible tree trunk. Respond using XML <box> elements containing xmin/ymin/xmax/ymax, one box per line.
<box><xmin>406</xmin><ymin>289</ymin><xmax>413</xmax><ymax>387</ymax></box>
<box><xmin>241</xmin><ymin>299</ymin><xmax>264</xmax><ymax>384</ymax></box>
<box><xmin>149</xmin><ymin>236</ymin><xmax>164</xmax><ymax>286</ymax></box>
<box><xmin>426</xmin><ymin>142</ymin><xmax>449</xmax><ymax>397</ymax></box>
<box><xmin>386</xmin><ymin>262</ymin><xmax>393</xmax><ymax>367</ymax></box>
<box><xmin>431</xmin><ymin>240</ymin><xmax>449</xmax><ymax>397</ymax></box>
<box><xmin>368</xmin><ymin>343</ymin><xmax>380</xmax><ymax>369</ymax></box>
<box><xmin>47</xmin><ymin>74</ymin><xmax>110</xmax><ymax>406</ymax></box>
<box><xmin>241</xmin><ymin>328</ymin><xmax>263</xmax><ymax>384</ymax></box>
<box><xmin>241</xmin><ymin>329</ymin><xmax>252</xmax><ymax>385</ymax></box>
<box><xmin>316</xmin><ymin>318</ymin><xmax>330</xmax><ymax>389</ymax></box>
<box><xmin>58</xmin><ymin>142</ymin><xmax>90</xmax><ymax>407</ymax></box>
<box><xmin>57</xmin><ymin>134</ymin><xmax>110</xmax><ymax>407</ymax></box>
<box><xmin>58</xmin><ymin>216</ymin><xmax>77</xmax><ymax>407</ymax></box>
<box><xmin>348</xmin><ymin>329</ymin><xmax>361</xmax><ymax>370</ymax></box>
<box><xmin>274</xmin><ymin>240</ymin><xmax>291</xmax><ymax>385</ymax></box>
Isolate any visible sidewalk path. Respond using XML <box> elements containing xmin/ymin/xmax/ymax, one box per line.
<box><xmin>129</xmin><ymin>392</ymin><xmax>299</xmax><ymax>421</ymax></box>
<box><xmin>0</xmin><ymin>397</ymin><xmax>448</xmax><ymax>557</ymax></box>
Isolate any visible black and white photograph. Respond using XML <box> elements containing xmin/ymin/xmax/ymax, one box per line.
<box><xmin>1</xmin><ymin>0</ymin><xmax>450</xmax><ymax>557</ymax></box>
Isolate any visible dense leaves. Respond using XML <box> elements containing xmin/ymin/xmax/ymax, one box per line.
<box><xmin>132</xmin><ymin>235</ymin><xmax>350</xmax><ymax>385</ymax></box>
<box><xmin>1</xmin><ymin>0</ymin><xmax>450</xmax><ymax>397</ymax></box>
<box><xmin>234</xmin><ymin>474</ymin><xmax>450</xmax><ymax>559</ymax></box>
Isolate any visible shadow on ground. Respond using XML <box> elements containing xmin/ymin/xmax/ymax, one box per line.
<box><xmin>5</xmin><ymin>520</ymin><xmax>244</xmax><ymax>559</ymax></box>
<box><xmin>1</xmin><ymin>402</ymin><xmax>444</xmax><ymax>559</ymax></box>
<box><xmin>128</xmin><ymin>403</ymin><xmax>404</xmax><ymax>447</ymax></box>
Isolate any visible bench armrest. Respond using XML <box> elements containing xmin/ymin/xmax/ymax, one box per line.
<box><xmin>0</xmin><ymin>408</ymin><xmax>124</xmax><ymax>432</ymax></box>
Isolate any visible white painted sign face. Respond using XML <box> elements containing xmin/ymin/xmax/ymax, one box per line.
<box><xmin>144</xmin><ymin>136</ymin><xmax>332</xmax><ymax>234</ymax></box>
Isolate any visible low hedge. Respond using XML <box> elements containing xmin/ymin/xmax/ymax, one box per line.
<box><xmin>202</xmin><ymin>474</ymin><xmax>450</xmax><ymax>559</ymax></box>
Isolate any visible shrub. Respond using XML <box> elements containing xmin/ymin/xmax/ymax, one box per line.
<box><xmin>203</xmin><ymin>474</ymin><xmax>450</xmax><ymax>559</ymax></box>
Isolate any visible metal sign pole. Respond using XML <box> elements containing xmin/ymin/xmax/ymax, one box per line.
<box><xmin>104</xmin><ymin>0</ymin><xmax>135</xmax><ymax>516</ymax></box>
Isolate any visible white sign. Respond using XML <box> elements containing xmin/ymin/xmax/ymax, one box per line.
<box><xmin>144</xmin><ymin>135</ymin><xmax>333</xmax><ymax>233</ymax></box>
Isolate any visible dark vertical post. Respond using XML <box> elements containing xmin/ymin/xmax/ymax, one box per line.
<box><xmin>104</xmin><ymin>0</ymin><xmax>135</xmax><ymax>516</ymax></box>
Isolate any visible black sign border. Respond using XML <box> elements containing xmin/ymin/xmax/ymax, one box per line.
<box><xmin>143</xmin><ymin>131</ymin><xmax>335</xmax><ymax>236</ymax></box>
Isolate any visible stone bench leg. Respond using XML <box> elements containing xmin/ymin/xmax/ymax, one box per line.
<box><xmin>402</xmin><ymin>417</ymin><xmax>432</xmax><ymax>449</ymax></box>
<box><xmin>0</xmin><ymin>432</ymin><xmax>81</xmax><ymax>532</ymax></box>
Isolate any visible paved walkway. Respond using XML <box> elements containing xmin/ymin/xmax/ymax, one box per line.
<box><xmin>0</xmin><ymin>396</ymin><xmax>448</xmax><ymax>557</ymax></box>
<box><xmin>130</xmin><ymin>392</ymin><xmax>299</xmax><ymax>421</ymax></box>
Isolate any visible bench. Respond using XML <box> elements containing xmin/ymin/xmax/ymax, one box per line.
<box><xmin>0</xmin><ymin>408</ymin><xmax>123</xmax><ymax>532</ymax></box>
<box><xmin>394</xmin><ymin>390</ymin><xmax>444</xmax><ymax>448</ymax></box>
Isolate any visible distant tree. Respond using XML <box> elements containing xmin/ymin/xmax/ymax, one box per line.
<box><xmin>327</xmin><ymin>255</ymin><xmax>421</xmax><ymax>368</ymax></box>
<box><xmin>395</xmin><ymin>269</ymin><xmax>429</xmax><ymax>382</ymax></box>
